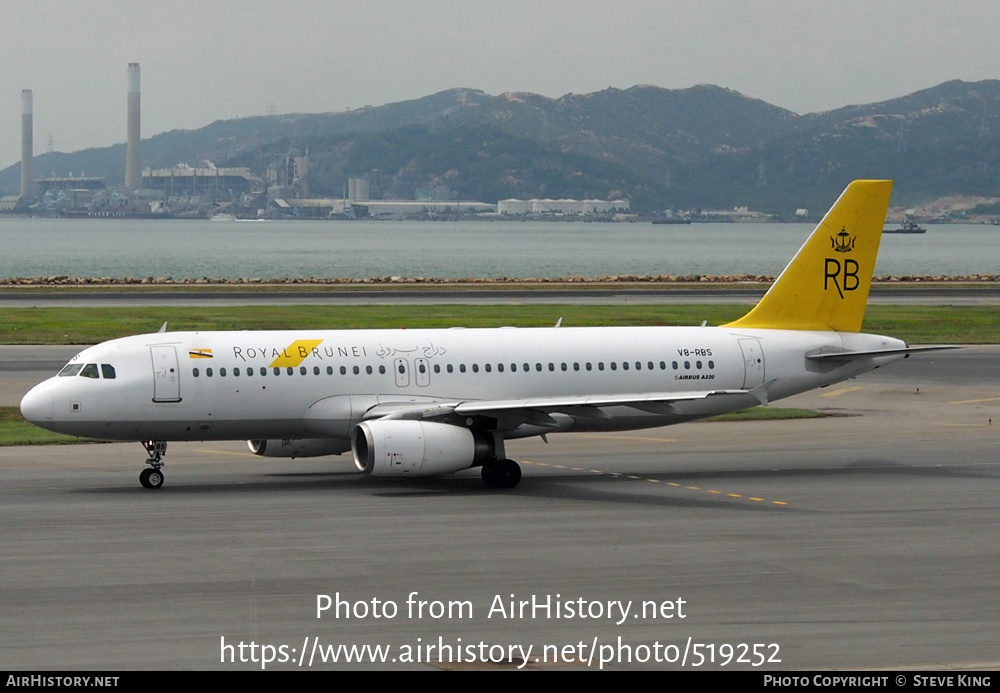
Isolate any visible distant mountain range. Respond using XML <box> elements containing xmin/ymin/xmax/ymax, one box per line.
<box><xmin>4</xmin><ymin>80</ymin><xmax>1000</xmax><ymax>214</ymax></box>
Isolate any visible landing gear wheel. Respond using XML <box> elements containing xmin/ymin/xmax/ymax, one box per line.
<box><xmin>139</xmin><ymin>467</ymin><xmax>164</xmax><ymax>489</ymax></box>
<box><xmin>139</xmin><ymin>440</ymin><xmax>167</xmax><ymax>489</ymax></box>
<box><xmin>481</xmin><ymin>458</ymin><xmax>521</xmax><ymax>489</ymax></box>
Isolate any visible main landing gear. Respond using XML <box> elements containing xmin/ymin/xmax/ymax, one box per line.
<box><xmin>139</xmin><ymin>440</ymin><xmax>167</xmax><ymax>489</ymax></box>
<box><xmin>481</xmin><ymin>458</ymin><xmax>522</xmax><ymax>489</ymax></box>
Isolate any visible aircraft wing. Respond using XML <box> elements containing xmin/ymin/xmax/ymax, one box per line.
<box><xmin>362</xmin><ymin>382</ymin><xmax>775</xmax><ymax>429</ymax></box>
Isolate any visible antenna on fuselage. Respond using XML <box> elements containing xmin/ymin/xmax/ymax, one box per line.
<box><xmin>158</xmin><ymin>322</ymin><xmax>168</xmax><ymax>333</ymax></box>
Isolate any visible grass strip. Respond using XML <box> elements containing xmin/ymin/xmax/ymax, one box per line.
<box><xmin>703</xmin><ymin>407</ymin><xmax>832</xmax><ymax>422</ymax></box>
<box><xmin>0</xmin><ymin>407</ymin><xmax>108</xmax><ymax>446</ymax></box>
<box><xmin>0</xmin><ymin>305</ymin><xmax>997</xmax><ymax>344</ymax></box>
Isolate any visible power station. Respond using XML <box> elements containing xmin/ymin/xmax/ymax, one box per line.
<box><xmin>5</xmin><ymin>66</ymin><xmax>612</xmax><ymax>220</ymax></box>
<box><xmin>13</xmin><ymin>64</ymin><xmax>145</xmax><ymax>206</ymax></box>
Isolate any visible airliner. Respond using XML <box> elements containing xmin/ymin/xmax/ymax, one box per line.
<box><xmin>20</xmin><ymin>180</ymin><xmax>946</xmax><ymax>489</ymax></box>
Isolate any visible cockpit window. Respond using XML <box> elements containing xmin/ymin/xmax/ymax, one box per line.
<box><xmin>79</xmin><ymin>364</ymin><xmax>100</xmax><ymax>379</ymax></box>
<box><xmin>58</xmin><ymin>363</ymin><xmax>84</xmax><ymax>377</ymax></box>
<box><xmin>101</xmin><ymin>364</ymin><xmax>116</xmax><ymax>379</ymax></box>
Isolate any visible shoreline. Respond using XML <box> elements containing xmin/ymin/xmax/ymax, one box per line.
<box><xmin>1</xmin><ymin>274</ymin><xmax>998</xmax><ymax>289</ymax></box>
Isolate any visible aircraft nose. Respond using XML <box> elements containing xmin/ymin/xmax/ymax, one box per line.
<box><xmin>20</xmin><ymin>386</ymin><xmax>54</xmax><ymax>425</ymax></box>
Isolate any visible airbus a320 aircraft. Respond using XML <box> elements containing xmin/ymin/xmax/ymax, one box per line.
<box><xmin>20</xmin><ymin>180</ymin><xmax>945</xmax><ymax>490</ymax></box>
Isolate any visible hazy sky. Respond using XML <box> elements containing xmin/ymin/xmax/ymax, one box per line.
<box><xmin>2</xmin><ymin>0</ymin><xmax>998</xmax><ymax>168</ymax></box>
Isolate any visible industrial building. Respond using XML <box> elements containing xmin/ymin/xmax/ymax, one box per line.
<box><xmin>498</xmin><ymin>198</ymin><xmax>630</xmax><ymax>215</ymax></box>
<box><xmin>142</xmin><ymin>166</ymin><xmax>259</xmax><ymax>198</ymax></box>
<box><xmin>268</xmin><ymin>198</ymin><xmax>495</xmax><ymax>219</ymax></box>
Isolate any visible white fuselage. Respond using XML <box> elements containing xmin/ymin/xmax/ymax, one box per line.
<box><xmin>20</xmin><ymin>325</ymin><xmax>907</xmax><ymax>444</ymax></box>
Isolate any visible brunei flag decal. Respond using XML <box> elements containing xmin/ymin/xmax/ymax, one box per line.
<box><xmin>188</xmin><ymin>349</ymin><xmax>213</xmax><ymax>359</ymax></box>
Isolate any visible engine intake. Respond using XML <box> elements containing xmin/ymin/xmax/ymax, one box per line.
<box><xmin>352</xmin><ymin>420</ymin><xmax>496</xmax><ymax>476</ymax></box>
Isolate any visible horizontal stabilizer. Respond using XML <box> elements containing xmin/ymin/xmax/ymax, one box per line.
<box><xmin>805</xmin><ymin>345</ymin><xmax>961</xmax><ymax>362</ymax></box>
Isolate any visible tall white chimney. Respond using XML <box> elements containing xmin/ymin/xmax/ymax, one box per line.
<box><xmin>20</xmin><ymin>90</ymin><xmax>33</xmax><ymax>199</ymax></box>
<box><xmin>125</xmin><ymin>63</ymin><xmax>141</xmax><ymax>191</ymax></box>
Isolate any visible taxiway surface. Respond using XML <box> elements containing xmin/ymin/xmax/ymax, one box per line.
<box><xmin>1</xmin><ymin>348</ymin><xmax>998</xmax><ymax>670</ymax></box>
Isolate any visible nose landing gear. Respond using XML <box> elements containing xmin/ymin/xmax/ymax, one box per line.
<box><xmin>139</xmin><ymin>440</ymin><xmax>167</xmax><ymax>489</ymax></box>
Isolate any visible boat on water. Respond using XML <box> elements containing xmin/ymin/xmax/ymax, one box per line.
<box><xmin>884</xmin><ymin>220</ymin><xmax>926</xmax><ymax>234</ymax></box>
<box><xmin>651</xmin><ymin>217</ymin><xmax>691</xmax><ymax>225</ymax></box>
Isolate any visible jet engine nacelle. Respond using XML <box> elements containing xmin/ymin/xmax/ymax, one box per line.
<box><xmin>247</xmin><ymin>438</ymin><xmax>351</xmax><ymax>458</ymax></box>
<box><xmin>352</xmin><ymin>420</ymin><xmax>497</xmax><ymax>476</ymax></box>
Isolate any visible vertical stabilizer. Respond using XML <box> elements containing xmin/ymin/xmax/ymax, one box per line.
<box><xmin>724</xmin><ymin>180</ymin><xmax>893</xmax><ymax>333</ymax></box>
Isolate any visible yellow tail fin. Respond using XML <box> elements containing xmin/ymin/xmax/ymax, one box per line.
<box><xmin>724</xmin><ymin>179</ymin><xmax>893</xmax><ymax>332</ymax></box>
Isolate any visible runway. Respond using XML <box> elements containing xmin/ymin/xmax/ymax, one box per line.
<box><xmin>1</xmin><ymin>347</ymin><xmax>998</xmax><ymax>670</ymax></box>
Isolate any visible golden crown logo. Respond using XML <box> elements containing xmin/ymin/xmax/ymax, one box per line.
<box><xmin>830</xmin><ymin>228</ymin><xmax>855</xmax><ymax>253</ymax></box>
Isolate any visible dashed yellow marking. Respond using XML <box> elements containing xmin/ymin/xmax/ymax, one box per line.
<box><xmin>949</xmin><ymin>396</ymin><xmax>1000</xmax><ymax>405</ymax></box>
<box><xmin>820</xmin><ymin>386</ymin><xmax>863</xmax><ymax>398</ymax></box>
<box><xmin>517</xmin><ymin>458</ymin><xmax>789</xmax><ymax>506</ymax></box>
